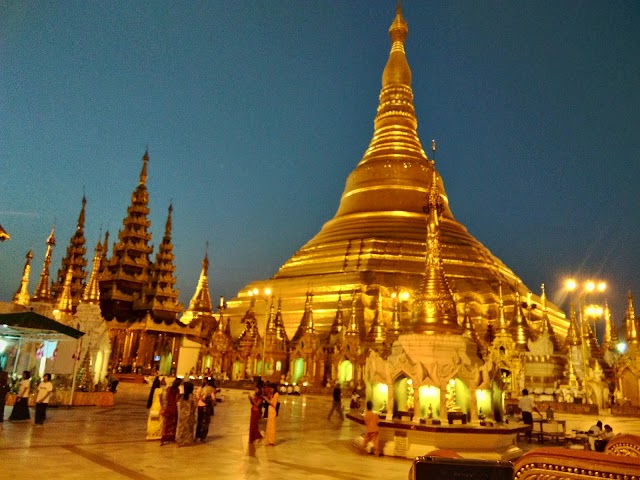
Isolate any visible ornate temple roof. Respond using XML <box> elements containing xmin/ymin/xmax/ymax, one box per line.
<box><xmin>601</xmin><ymin>300</ymin><xmax>619</xmax><ymax>352</ymax></box>
<box><xmin>181</xmin><ymin>251</ymin><xmax>216</xmax><ymax>328</ymax></box>
<box><xmin>225</xmin><ymin>4</ymin><xmax>568</xmax><ymax>340</ymax></box>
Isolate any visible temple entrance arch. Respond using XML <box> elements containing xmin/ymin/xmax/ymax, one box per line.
<box><xmin>292</xmin><ymin>357</ymin><xmax>305</xmax><ymax>384</ymax></box>
<box><xmin>159</xmin><ymin>352</ymin><xmax>172</xmax><ymax>375</ymax></box>
<box><xmin>232</xmin><ymin>359</ymin><xmax>242</xmax><ymax>380</ymax></box>
<box><xmin>392</xmin><ymin>374</ymin><xmax>411</xmax><ymax>418</ymax></box>
<box><xmin>338</xmin><ymin>360</ymin><xmax>353</xmax><ymax>384</ymax></box>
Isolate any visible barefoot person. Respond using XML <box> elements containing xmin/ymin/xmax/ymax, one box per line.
<box><xmin>9</xmin><ymin>371</ymin><xmax>31</xmax><ymax>422</ymax></box>
<box><xmin>248</xmin><ymin>386</ymin><xmax>263</xmax><ymax>443</ymax></box>
<box><xmin>519</xmin><ymin>389</ymin><xmax>541</xmax><ymax>442</ymax></box>
<box><xmin>363</xmin><ymin>401</ymin><xmax>381</xmax><ymax>456</ymax></box>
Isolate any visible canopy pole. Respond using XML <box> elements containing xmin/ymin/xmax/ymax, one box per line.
<box><xmin>69</xmin><ymin>335</ymin><xmax>83</xmax><ymax>407</ymax></box>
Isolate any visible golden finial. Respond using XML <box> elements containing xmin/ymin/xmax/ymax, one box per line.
<box><xmin>601</xmin><ymin>299</ymin><xmax>618</xmax><ymax>351</ymax></box>
<box><xmin>83</xmin><ymin>236</ymin><xmax>103</xmax><ymax>304</ymax></box>
<box><xmin>139</xmin><ymin>149</ymin><xmax>149</xmax><ymax>185</ymax></box>
<box><xmin>56</xmin><ymin>266</ymin><xmax>75</xmax><ymax>313</ymax></box>
<box><xmin>164</xmin><ymin>202</ymin><xmax>173</xmax><ymax>237</ymax></box>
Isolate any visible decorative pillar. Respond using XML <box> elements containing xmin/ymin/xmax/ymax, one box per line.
<box><xmin>412</xmin><ymin>386</ymin><xmax>421</xmax><ymax>423</ymax></box>
<box><xmin>440</xmin><ymin>387</ymin><xmax>448</xmax><ymax>422</ymax></box>
<box><xmin>386</xmin><ymin>384</ymin><xmax>394</xmax><ymax>421</ymax></box>
<box><xmin>469</xmin><ymin>388</ymin><xmax>479</xmax><ymax>423</ymax></box>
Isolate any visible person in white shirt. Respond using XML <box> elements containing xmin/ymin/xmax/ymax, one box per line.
<box><xmin>34</xmin><ymin>373</ymin><xmax>53</xmax><ymax>425</ymax></box>
<box><xmin>518</xmin><ymin>389</ymin><xmax>541</xmax><ymax>442</ymax></box>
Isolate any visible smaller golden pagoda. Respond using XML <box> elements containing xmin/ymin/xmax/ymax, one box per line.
<box><xmin>31</xmin><ymin>227</ymin><xmax>55</xmax><ymax>303</ymax></box>
<box><xmin>12</xmin><ymin>250</ymin><xmax>33</xmax><ymax>306</ymax></box>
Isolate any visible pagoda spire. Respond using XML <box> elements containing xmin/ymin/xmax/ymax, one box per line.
<box><xmin>13</xmin><ymin>250</ymin><xmax>33</xmax><ymax>306</ymax></box>
<box><xmin>345</xmin><ymin>290</ymin><xmax>361</xmax><ymax>337</ymax></box>
<box><xmin>496</xmin><ymin>281</ymin><xmax>509</xmax><ymax>335</ymax></box>
<box><xmin>265</xmin><ymin>298</ymin><xmax>277</xmax><ymax>334</ymax></box>
<box><xmin>329</xmin><ymin>291</ymin><xmax>345</xmax><ymax>336</ymax></box>
<box><xmin>366</xmin><ymin>290</ymin><xmax>386</xmax><ymax>344</ymax></box>
<box><xmin>625</xmin><ymin>291</ymin><xmax>639</xmax><ymax>348</ymax></box>
<box><xmin>183</xmin><ymin>250</ymin><xmax>214</xmax><ymax>323</ymax></box>
<box><xmin>56</xmin><ymin>265</ymin><xmax>74</xmax><ymax>314</ymax></box>
<box><xmin>412</xmin><ymin>168</ymin><xmax>460</xmax><ymax>333</ymax></box>
<box><xmin>99</xmin><ymin>151</ymin><xmax>153</xmax><ymax>321</ymax></box>
<box><xmin>292</xmin><ymin>291</ymin><xmax>315</xmax><ymax>343</ymax></box>
<box><xmin>274</xmin><ymin>298</ymin><xmax>289</xmax><ymax>342</ymax></box>
<box><xmin>136</xmin><ymin>202</ymin><xmax>183</xmax><ymax>321</ymax></box>
<box><xmin>462</xmin><ymin>301</ymin><xmax>479</xmax><ymax>345</ymax></box>
<box><xmin>52</xmin><ymin>195</ymin><xmax>88</xmax><ymax>310</ymax></box>
<box><xmin>82</xmin><ymin>237</ymin><xmax>103</xmax><ymax>304</ymax></box>
<box><xmin>388</xmin><ymin>291</ymin><xmax>402</xmax><ymax>337</ymax></box>
<box><xmin>601</xmin><ymin>300</ymin><xmax>618</xmax><ymax>352</ymax></box>
<box><xmin>510</xmin><ymin>286</ymin><xmax>531</xmax><ymax>350</ymax></box>
<box><xmin>32</xmin><ymin>227</ymin><xmax>56</xmax><ymax>302</ymax></box>
<box><xmin>536</xmin><ymin>283</ymin><xmax>560</xmax><ymax>351</ymax></box>
<box><xmin>563</xmin><ymin>303</ymin><xmax>582</xmax><ymax>351</ymax></box>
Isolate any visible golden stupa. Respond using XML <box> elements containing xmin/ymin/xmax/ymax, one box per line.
<box><xmin>225</xmin><ymin>4</ymin><xmax>567</xmax><ymax>339</ymax></box>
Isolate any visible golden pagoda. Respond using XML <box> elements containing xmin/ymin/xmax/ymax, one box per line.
<box><xmin>12</xmin><ymin>250</ymin><xmax>33</xmax><ymax>306</ymax></box>
<box><xmin>181</xmin><ymin>250</ymin><xmax>217</xmax><ymax>337</ymax></box>
<box><xmin>225</xmin><ymin>3</ymin><xmax>568</xmax><ymax>342</ymax></box>
<box><xmin>52</xmin><ymin>195</ymin><xmax>88</xmax><ymax>310</ymax></box>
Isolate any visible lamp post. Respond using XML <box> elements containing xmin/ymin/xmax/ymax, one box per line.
<box><xmin>565</xmin><ymin>278</ymin><xmax>607</xmax><ymax>386</ymax></box>
<box><xmin>248</xmin><ymin>287</ymin><xmax>272</xmax><ymax>377</ymax></box>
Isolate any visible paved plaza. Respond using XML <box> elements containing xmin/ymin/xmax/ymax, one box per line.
<box><xmin>2</xmin><ymin>383</ymin><xmax>640</xmax><ymax>480</ymax></box>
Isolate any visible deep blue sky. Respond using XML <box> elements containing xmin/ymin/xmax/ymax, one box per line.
<box><xmin>1</xmin><ymin>1</ymin><xmax>639</xmax><ymax>328</ymax></box>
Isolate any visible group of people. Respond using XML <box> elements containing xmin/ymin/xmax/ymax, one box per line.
<box><xmin>146</xmin><ymin>376</ymin><xmax>217</xmax><ymax>447</ymax></box>
<box><xmin>248</xmin><ymin>381</ymin><xmax>280</xmax><ymax>445</ymax></box>
<box><xmin>0</xmin><ymin>370</ymin><xmax>54</xmax><ymax>427</ymax></box>
<box><xmin>588</xmin><ymin>420</ymin><xmax>615</xmax><ymax>451</ymax></box>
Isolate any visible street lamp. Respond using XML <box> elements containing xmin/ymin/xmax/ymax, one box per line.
<box><xmin>565</xmin><ymin>278</ymin><xmax>607</xmax><ymax>385</ymax></box>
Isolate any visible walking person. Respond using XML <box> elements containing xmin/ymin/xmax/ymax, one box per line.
<box><xmin>34</xmin><ymin>373</ymin><xmax>53</xmax><ymax>425</ymax></box>
<box><xmin>265</xmin><ymin>383</ymin><xmax>280</xmax><ymax>446</ymax></box>
<box><xmin>248</xmin><ymin>386</ymin><xmax>263</xmax><ymax>443</ymax></box>
<box><xmin>9</xmin><ymin>371</ymin><xmax>31</xmax><ymax>422</ymax></box>
<box><xmin>518</xmin><ymin>388</ymin><xmax>541</xmax><ymax>442</ymax></box>
<box><xmin>195</xmin><ymin>378</ymin><xmax>214</xmax><ymax>442</ymax></box>
<box><xmin>176</xmin><ymin>381</ymin><xmax>197</xmax><ymax>447</ymax></box>
<box><xmin>328</xmin><ymin>382</ymin><xmax>344</xmax><ymax>421</ymax></box>
<box><xmin>0</xmin><ymin>371</ymin><xmax>10</xmax><ymax>428</ymax></box>
<box><xmin>146</xmin><ymin>378</ymin><xmax>164</xmax><ymax>440</ymax></box>
<box><xmin>160</xmin><ymin>378</ymin><xmax>181</xmax><ymax>445</ymax></box>
<box><xmin>362</xmin><ymin>401</ymin><xmax>381</xmax><ymax>456</ymax></box>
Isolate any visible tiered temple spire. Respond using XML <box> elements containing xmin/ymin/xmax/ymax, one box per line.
<box><xmin>32</xmin><ymin>227</ymin><xmax>56</xmax><ymax>302</ymax></box>
<box><xmin>13</xmin><ymin>250</ymin><xmax>33</xmax><ymax>306</ymax></box>
<box><xmin>292</xmin><ymin>291</ymin><xmax>315</xmax><ymax>343</ymax></box>
<box><xmin>99</xmin><ymin>151</ymin><xmax>153</xmax><ymax>321</ymax></box>
<box><xmin>563</xmin><ymin>304</ymin><xmax>582</xmax><ymax>351</ymax></box>
<box><xmin>345</xmin><ymin>290</ymin><xmax>361</xmax><ymax>337</ymax></box>
<box><xmin>135</xmin><ymin>203</ymin><xmax>183</xmax><ymax>321</ymax></box>
<box><xmin>55</xmin><ymin>265</ymin><xmax>75</xmax><ymax>314</ymax></box>
<box><xmin>52</xmin><ymin>195</ymin><xmax>88</xmax><ymax>309</ymax></box>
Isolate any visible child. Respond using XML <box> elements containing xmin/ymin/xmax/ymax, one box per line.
<box><xmin>363</xmin><ymin>401</ymin><xmax>381</xmax><ymax>456</ymax></box>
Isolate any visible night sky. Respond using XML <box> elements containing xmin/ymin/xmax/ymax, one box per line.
<box><xmin>1</xmin><ymin>1</ymin><xmax>639</xmax><ymax>330</ymax></box>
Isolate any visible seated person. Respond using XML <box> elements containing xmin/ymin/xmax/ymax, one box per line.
<box><xmin>350</xmin><ymin>390</ymin><xmax>361</xmax><ymax>409</ymax></box>
<box><xmin>293</xmin><ymin>384</ymin><xmax>301</xmax><ymax>395</ymax></box>
<box><xmin>588</xmin><ymin>420</ymin><xmax>603</xmax><ymax>434</ymax></box>
<box><xmin>593</xmin><ymin>424</ymin><xmax>615</xmax><ymax>452</ymax></box>
<box><xmin>601</xmin><ymin>424</ymin><xmax>615</xmax><ymax>440</ymax></box>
